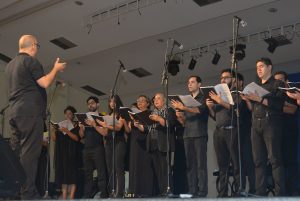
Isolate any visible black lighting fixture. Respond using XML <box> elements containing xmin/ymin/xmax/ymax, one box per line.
<box><xmin>193</xmin><ymin>0</ymin><xmax>222</xmax><ymax>7</ymax></box>
<box><xmin>230</xmin><ymin>44</ymin><xmax>246</xmax><ymax>61</ymax></box>
<box><xmin>188</xmin><ymin>57</ymin><xmax>197</xmax><ymax>70</ymax></box>
<box><xmin>211</xmin><ymin>50</ymin><xmax>221</xmax><ymax>65</ymax></box>
<box><xmin>264</xmin><ymin>35</ymin><xmax>291</xmax><ymax>53</ymax></box>
<box><xmin>167</xmin><ymin>57</ymin><xmax>180</xmax><ymax>76</ymax></box>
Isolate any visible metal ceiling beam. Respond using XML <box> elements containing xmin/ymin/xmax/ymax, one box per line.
<box><xmin>0</xmin><ymin>0</ymin><xmax>66</xmax><ymax>27</ymax></box>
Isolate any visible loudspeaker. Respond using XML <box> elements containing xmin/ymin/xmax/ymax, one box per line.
<box><xmin>0</xmin><ymin>136</ymin><xmax>25</xmax><ymax>198</ymax></box>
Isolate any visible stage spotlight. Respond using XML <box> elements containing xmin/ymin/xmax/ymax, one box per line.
<box><xmin>212</xmin><ymin>51</ymin><xmax>221</xmax><ymax>65</ymax></box>
<box><xmin>265</xmin><ymin>37</ymin><xmax>278</xmax><ymax>53</ymax></box>
<box><xmin>188</xmin><ymin>57</ymin><xmax>197</xmax><ymax>70</ymax></box>
<box><xmin>167</xmin><ymin>59</ymin><xmax>180</xmax><ymax>76</ymax></box>
<box><xmin>264</xmin><ymin>36</ymin><xmax>291</xmax><ymax>53</ymax></box>
<box><xmin>230</xmin><ymin>44</ymin><xmax>246</xmax><ymax>61</ymax></box>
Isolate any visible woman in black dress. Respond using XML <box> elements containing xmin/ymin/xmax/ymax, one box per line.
<box><xmin>103</xmin><ymin>95</ymin><xmax>128</xmax><ymax>197</ymax></box>
<box><xmin>52</xmin><ymin>106</ymin><xmax>80</xmax><ymax>199</ymax></box>
<box><xmin>128</xmin><ymin>95</ymin><xmax>154</xmax><ymax>197</ymax></box>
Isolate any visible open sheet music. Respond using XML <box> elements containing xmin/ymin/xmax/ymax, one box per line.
<box><xmin>59</xmin><ymin>120</ymin><xmax>74</xmax><ymax>131</ymax></box>
<box><xmin>50</xmin><ymin>121</ymin><xmax>60</xmax><ymax>130</ymax></box>
<box><xmin>50</xmin><ymin>119</ymin><xmax>74</xmax><ymax>135</ymax></box>
<box><xmin>201</xmin><ymin>84</ymin><xmax>234</xmax><ymax>105</ymax></box>
<box><xmin>214</xmin><ymin>83</ymin><xmax>234</xmax><ymax>105</ymax></box>
<box><xmin>90</xmin><ymin>114</ymin><xmax>119</xmax><ymax>126</ymax></box>
<box><xmin>119</xmin><ymin>107</ymin><xmax>135</xmax><ymax>121</ymax></box>
<box><xmin>75</xmin><ymin>113</ymin><xmax>91</xmax><ymax>127</ymax></box>
<box><xmin>168</xmin><ymin>95</ymin><xmax>201</xmax><ymax>107</ymax></box>
<box><xmin>128</xmin><ymin>110</ymin><xmax>156</xmax><ymax>126</ymax></box>
<box><xmin>200</xmin><ymin>86</ymin><xmax>217</xmax><ymax>101</ymax></box>
<box><xmin>243</xmin><ymin>82</ymin><xmax>270</xmax><ymax>97</ymax></box>
<box><xmin>90</xmin><ymin>114</ymin><xmax>104</xmax><ymax>126</ymax></box>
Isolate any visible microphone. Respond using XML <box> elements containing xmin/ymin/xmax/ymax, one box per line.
<box><xmin>171</xmin><ymin>38</ymin><xmax>183</xmax><ymax>49</ymax></box>
<box><xmin>118</xmin><ymin>60</ymin><xmax>127</xmax><ymax>72</ymax></box>
<box><xmin>161</xmin><ymin>69</ymin><xmax>166</xmax><ymax>85</ymax></box>
<box><xmin>55</xmin><ymin>80</ymin><xmax>66</xmax><ymax>87</ymax></box>
<box><xmin>234</xmin><ymin>16</ymin><xmax>247</xmax><ymax>27</ymax></box>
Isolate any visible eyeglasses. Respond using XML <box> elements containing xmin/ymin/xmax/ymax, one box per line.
<box><xmin>220</xmin><ymin>76</ymin><xmax>232</xmax><ymax>80</ymax></box>
<box><xmin>33</xmin><ymin>43</ymin><xmax>40</xmax><ymax>49</ymax></box>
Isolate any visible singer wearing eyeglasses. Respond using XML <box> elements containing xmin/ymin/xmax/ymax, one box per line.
<box><xmin>5</xmin><ymin>35</ymin><xmax>66</xmax><ymax>199</ymax></box>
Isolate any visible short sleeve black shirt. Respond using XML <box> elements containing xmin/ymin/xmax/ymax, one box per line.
<box><xmin>84</xmin><ymin>127</ymin><xmax>104</xmax><ymax>148</ymax></box>
<box><xmin>5</xmin><ymin>53</ymin><xmax>47</xmax><ymax>119</ymax></box>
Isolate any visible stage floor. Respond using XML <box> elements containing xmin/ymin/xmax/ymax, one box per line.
<box><xmin>15</xmin><ymin>197</ymin><xmax>299</xmax><ymax>201</ymax></box>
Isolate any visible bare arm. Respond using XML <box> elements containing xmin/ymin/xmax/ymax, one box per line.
<box><xmin>176</xmin><ymin>111</ymin><xmax>185</xmax><ymax>126</ymax></box>
<box><xmin>209</xmin><ymin>91</ymin><xmax>231</xmax><ymax>110</ymax></box>
<box><xmin>86</xmin><ymin>119</ymin><xmax>108</xmax><ymax>136</ymax></box>
<box><xmin>79</xmin><ymin>123</ymin><xmax>85</xmax><ymax>138</ymax></box>
<box><xmin>51</xmin><ymin>127</ymin><xmax>57</xmax><ymax>141</ymax></box>
<box><xmin>206</xmin><ymin>99</ymin><xmax>216</xmax><ymax>120</ymax></box>
<box><xmin>36</xmin><ymin>58</ymin><xmax>66</xmax><ymax>88</ymax></box>
<box><xmin>60</xmin><ymin>127</ymin><xmax>79</xmax><ymax>142</ymax></box>
<box><xmin>283</xmin><ymin>101</ymin><xmax>298</xmax><ymax>114</ymax></box>
<box><xmin>240</xmin><ymin>94</ymin><xmax>252</xmax><ymax>111</ymax></box>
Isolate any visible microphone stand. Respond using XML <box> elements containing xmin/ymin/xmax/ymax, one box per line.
<box><xmin>231</xmin><ymin>16</ymin><xmax>254</xmax><ymax>197</ymax></box>
<box><xmin>43</xmin><ymin>83</ymin><xmax>60</xmax><ymax>198</ymax></box>
<box><xmin>161</xmin><ymin>39</ymin><xmax>176</xmax><ymax>197</ymax></box>
<box><xmin>0</xmin><ymin>105</ymin><xmax>9</xmax><ymax>137</ymax></box>
<box><xmin>110</xmin><ymin>63</ymin><xmax>123</xmax><ymax>197</ymax></box>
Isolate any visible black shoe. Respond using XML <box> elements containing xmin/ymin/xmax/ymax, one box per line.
<box><xmin>195</xmin><ymin>192</ymin><xmax>207</xmax><ymax>198</ymax></box>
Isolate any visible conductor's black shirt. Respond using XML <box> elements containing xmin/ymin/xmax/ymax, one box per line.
<box><xmin>5</xmin><ymin>52</ymin><xmax>47</xmax><ymax>119</ymax></box>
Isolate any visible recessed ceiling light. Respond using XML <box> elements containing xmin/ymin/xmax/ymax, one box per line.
<box><xmin>268</xmin><ymin>8</ymin><xmax>278</xmax><ymax>13</ymax></box>
<box><xmin>74</xmin><ymin>1</ymin><xmax>83</xmax><ymax>6</ymax></box>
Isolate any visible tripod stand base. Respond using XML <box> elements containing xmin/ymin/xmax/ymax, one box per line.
<box><xmin>237</xmin><ymin>190</ymin><xmax>259</xmax><ymax>198</ymax></box>
<box><xmin>43</xmin><ymin>191</ymin><xmax>51</xmax><ymax>199</ymax></box>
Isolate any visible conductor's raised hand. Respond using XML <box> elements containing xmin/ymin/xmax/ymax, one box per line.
<box><xmin>54</xmin><ymin>58</ymin><xmax>66</xmax><ymax>72</ymax></box>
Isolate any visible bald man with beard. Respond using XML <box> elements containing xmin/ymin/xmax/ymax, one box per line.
<box><xmin>5</xmin><ymin>35</ymin><xmax>66</xmax><ymax>199</ymax></box>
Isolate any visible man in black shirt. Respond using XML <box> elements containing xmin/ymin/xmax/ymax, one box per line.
<box><xmin>274</xmin><ymin>71</ymin><xmax>299</xmax><ymax>196</ymax></box>
<box><xmin>79</xmin><ymin>96</ymin><xmax>108</xmax><ymax>198</ymax></box>
<box><xmin>171</xmin><ymin>76</ymin><xmax>209</xmax><ymax>197</ymax></box>
<box><xmin>206</xmin><ymin>69</ymin><xmax>240</xmax><ymax>197</ymax></box>
<box><xmin>242</xmin><ymin>58</ymin><xmax>286</xmax><ymax>196</ymax></box>
<box><xmin>5</xmin><ymin>35</ymin><xmax>66</xmax><ymax>199</ymax></box>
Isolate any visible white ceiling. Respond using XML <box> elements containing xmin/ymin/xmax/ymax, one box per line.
<box><xmin>1</xmin><ymin>0</ymin><xmax>300</xmax><ymax>99</ymax></box>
